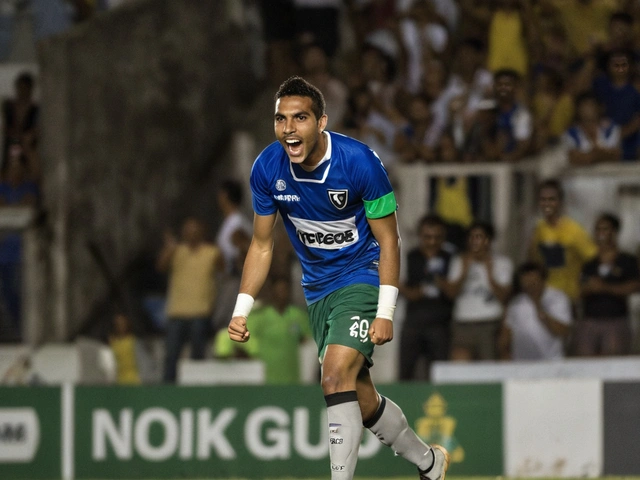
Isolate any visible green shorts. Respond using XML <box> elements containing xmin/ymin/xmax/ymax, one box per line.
<box><xmin>308</xmin><ymin>283</ymin><xmax>378</xmax><ymax>367</ymax></box>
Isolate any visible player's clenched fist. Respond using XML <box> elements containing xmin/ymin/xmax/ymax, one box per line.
<box><xmin>228</xmin><ymin>316</ymin><xmax>250</xmax><ymax>342</ymax></box>
<box><xmin>368</xmin><ymin>318</ymin><xmax>393</xmax><ymax>345</ymax></box>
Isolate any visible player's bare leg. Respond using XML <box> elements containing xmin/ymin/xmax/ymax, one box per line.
<box><xmin>321</xmin><ymin>344</ymin><xmax>367</xmax><ymax>479</ymax></box>
<box><xmin>357</xmin><ymin>367</ymin><xmax>450</xmax><ymax>480</ymax></box>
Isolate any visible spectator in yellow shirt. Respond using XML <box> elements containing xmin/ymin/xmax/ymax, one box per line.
<box><xmin>528</xmin><ymin>179</ymin><xmax>597</xmax><ymax>302</ymax></box>
<box><xmin>157</xmin><ymin>217</ymin><xmax>224</xmax><ymax>383</ymax></box>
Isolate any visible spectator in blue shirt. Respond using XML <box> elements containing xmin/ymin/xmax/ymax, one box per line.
<box><xmin>592</xmin><ymin>50</ymin><xmax>640</xmax><ymax>161</ymax></box>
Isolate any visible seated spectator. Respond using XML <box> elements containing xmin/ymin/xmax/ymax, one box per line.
<box><xmin>108</xmin><ymin>312</ymin><xmax>141</xmax><ymax>385</ymax></box>
<box><xmin>2</xmin><ymin>72</ymin><xmax>38</xmax><ymax>174</ymax></box>
<box><xmin>214</xmin><ymin>276</ymin><xmax>310</xmax><ymax>385</ymax></box>
<box><xmin>0</xmin><ymin>149</ymin><xmax>40</xmax><ymax>340</ymax></box>
<box><xmin>494</xmin><ymin>69</ymin><xmax>533</xmax><ymax>162</ymax></box>
<box><xmin>528</xmin><ymin>179</ymin><xmax>597</xmax><ymax>304</ymax></box>
<box><xmin>562</xmin><ymin>92</ymin><xmax>622</xmax><ymax>166</ymax></box>
<box><xmin>574</xmin><ymin>213</ymin><xmax>640</xmax><ymax>356</ymax></box>
<box><xmin>442</xmin><ymin>222</ymin><xmax>513</xmax><ymax>361</ymax></box>
<box><xmin>398</xmin><ymin>214</ymin><xmax>454</xmax><ymax>381</ymax></box>
<box><xmin>156</xmin><ymin>217</ymin><xmax>224</xmax><ymax>383</ymax></box>
<box><xmin>498</xmin><ymin>262</ymin><xmax>572</xmax><ymax>361</ymax></box>
<box><xmin>592</xmin><ymin>50</ymin><xmax>640</xmax><ymax>161</ymax></box>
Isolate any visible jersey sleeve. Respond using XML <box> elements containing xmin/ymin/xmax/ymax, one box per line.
<box><xmin>354</xmin><ymin>148</ymin><xmax>397</xmax><ymax>219</ymax></box>
<box><xmin>572</xmin><ymin>223</ymin><xmax>597</xmax><ymax>262</ymax></box>
<box><xmin>250</xmin><ymin>156</ymin><xmax>278</xmax><ymax>216</ymax></box>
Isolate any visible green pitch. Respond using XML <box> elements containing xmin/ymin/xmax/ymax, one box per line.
<box><xmin>155</xmin><ymin>477</ymin><xmax>640</xmax><ymax>480</ymax></box>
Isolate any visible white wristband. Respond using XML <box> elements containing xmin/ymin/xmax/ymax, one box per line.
<box><xmin>376</xmin><ymin>285</ymin><xmax>398</xmax><ymax>321</ymax></box>
<box><xmin>232</xmin><ymin>293</ymin><xmax>255</xmax><ymax>318</ymax></box>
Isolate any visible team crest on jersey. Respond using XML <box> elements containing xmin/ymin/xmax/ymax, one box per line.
<box><xmin>327</xmin><ymin>189</ymin><xmax>348</xmax><ymax>210</ymax></box>
<box><xmin>276</xmin><ymin>179</ymin><xmax>286</xmax><ymax>191</ymax></box>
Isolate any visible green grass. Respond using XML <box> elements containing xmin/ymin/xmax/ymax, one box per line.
<box><xmin>157</xmin><ymin>477</ymin><xmax>640</xmax><ymax>480</ymax></box>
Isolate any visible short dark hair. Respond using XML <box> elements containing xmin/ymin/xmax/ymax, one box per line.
<box><xmin>468</xmin><ymin>221</ymin><xmax>495</xmax><ymax>240</ymax></box>
<box><xmin>538</xmin><ymin>178</ymin><xmax>564</xmax><ymax>201</ymax></box>
<box><xmin>597</xmin><ymin>212</ymin><xmax>621</xmax><ymax>232</ymax></box>
<box><xmin>418</xmin><ymin>213</ymin><xmax>446</xmax><ymax>231</ymax></box>
<box><xmin>15</xmin><ymin>71</ymin><xmax>34</xmax><ymax>89</ymax></box>
<box><xmin>610</xmin><ymin>11</ymin><xmax>633</xmax><ymax>26</ymax></box>
<box><xmin>494</xmin><ymin>68</ymin><xmax>521</xmax><ymax>83</ymax></box>
<box><xmin>275</xmin><ymin>76</ymin><xmax>326</xmax><ymax>121</ymax></box>
<box><xmin>517</xmin><ymin>261</ymin><xmax>547</xmax><ymax>279</ymax></box>
<box><xmin>220</xmin><ymin>179</ymin><xmax>243</xmax><ymax>206</ymax></box>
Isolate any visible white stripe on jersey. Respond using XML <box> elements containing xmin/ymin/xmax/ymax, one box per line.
<box><xmin>288</xmin><ymin>215</ymin><xmax>359</xmax><ymax>250</ymax></box>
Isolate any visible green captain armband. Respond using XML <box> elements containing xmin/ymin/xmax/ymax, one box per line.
<box><xmin>364</xmin><ymin>191</ymin><xmax>397</xmax><ymax>219</ymax></box>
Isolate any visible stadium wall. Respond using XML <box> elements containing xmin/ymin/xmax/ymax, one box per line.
<box><xmin>0</xmin><ymin>381</ymin><xmax>638</xmax><ymax>479</ymax></box>
<box><xmin>35</xmin><ymin>0</ymin><xmax>257</xmax><ymax>342</ymax></box>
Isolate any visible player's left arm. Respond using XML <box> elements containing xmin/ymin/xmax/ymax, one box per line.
<box><xmin>367</xmin><ymin>212</ymin><xmax>401</xmax><ymax>345</ymax></box>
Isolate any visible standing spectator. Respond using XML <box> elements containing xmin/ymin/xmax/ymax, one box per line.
<box><xmin>399</xmin><ymin>214</ymin><xmax>453</xmax><ymax>381</ymax></box>
<box><xmin>498</xmin><ymin>262</ymin><xmax>572</xmax><ymax>361</ymax></box>
<box><xmin>592</xmin><ymin>50</ymin><xmax>640</xmax><ymax>161</ymax></box>
<box><xmin>563</xmin><ymin>92</ymin><xmax>622</xmax><ymax>166</ymax></box>
<box><xmin>299</xmin><ymin>42</ymin><xmax>348</xmax><ymax>131</ymax></box>
<box><xmin>214</xmin><ymin>276</ymin><xmax>311</xmax><ymax>385</ymax></box>
<box><xmin>336</xmin><ymin>86</ymin><xmax>399</xmax><ymax>166</ymax></box>
<box><xmin>531</xmin><ymin>67</ymin><xmax>575</xmax><ymax>149</ymax></box>
<box><xmin>398</xmin><ymin>0</ymin><xmax>452</xmax><ymax>94</ymax></box>
<box><xmin>494</xmin><ymin>69</ymin><xmax>533</xmax><ymax>162</ymax></box>
<box><xmin>215</xmin><ymin>179</ymin><xmax>252</xmax><ymax>276</ymax></box>
<box><xmin>574</xmin><ymin>213</ymin><xmax>640</xmax><ymax>356</ymax></box>
<box><xmin>528</xmin><ymin>179</ymin><xmax>597</xmax><ymax>304</ymax></box>
<box><xmin>2</xmin><ymin>72</ymin><xmax>38</xmax><ymax>174</ymax></box>
<box><xmin>293</xmin><ymin>0</ymin><xmax>341</xmax><ymax>58</ymax></box>
<box><xmin>431</xmin><ymin>131</ymin><xmax>474</xmax><ymax>250</ymax></box>
<box><xmin>448</xmin><ymin>37</ymin><xmax>494</xmax><ymax>137</ymax></box>
<box><xmin>0</xmin><ymin>149</ymin><xmax>39</xmax><ymax>340</ymax></box>
<box><xmin>420</xmin><ymin>59</ymin><xmax>465</xmax><ymax>149</ymax></box>
<box><xmin>393</xmin><ymin>93</ymin><xmax>434</xmax><ymax>163</ymax></box>
<box><xmin>443</xmin><ymin>222</ymin><xmax>513</xmax><ymax>361</ymax></box>
<box><xmin>212</xmin><ymin>180</ymin><xmax>253</xmax><ymax>331</ymax></box>
<box><xmin>107</xmin><ymin>312</ymin><xmax>141</xmax><ymax>385</ymax></box>
<box><xmin>157</xmin><ymin>217</ymin><xmax>223</xmax><ymax>383</ymax></box>
<box><xmin>550</xmin><ymin>0</ymin><xmax>618</xmax><ymax>59</ymax></box>
<box><xmin>486</xmin><ymin>0</ymin><xmax>536</xmax><ymax>78</ymax></box>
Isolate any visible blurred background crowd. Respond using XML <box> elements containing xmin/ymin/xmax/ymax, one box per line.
<box><xmin>0</xmin><ymin>0</ymin><xmax>640</xmax><ymax>386</ymax></box>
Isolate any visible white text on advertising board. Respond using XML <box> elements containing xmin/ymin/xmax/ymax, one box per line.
<box><xmin>0</xmin><ymin>408</ymin><xmax>40</xmax><ymax>463</ymax></box>
<box><xmin>93</xmin><ymin>406</ymin><xmax>380</xmax><ymax>462</ymax></box>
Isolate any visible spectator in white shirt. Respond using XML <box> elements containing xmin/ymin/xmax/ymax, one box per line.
<box><xmin>499</xmin><ymin>262</ymin><xmax>572</xmax><ymax>361</ymax></box>
<box><xmin>562</xmin><ymin>92</ymin><xmax>622</xmax><ymax>166</ymax></box>
<box><xmin>442</xmin><ymin>221</ymin><xmax>513</xmax><ymax>361</ymax></box>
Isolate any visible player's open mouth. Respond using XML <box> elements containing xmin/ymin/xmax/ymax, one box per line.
<box><xmin>285</xmin><ymin>138</ymin><xmax>303</xmax><ymax>156</ymax></box>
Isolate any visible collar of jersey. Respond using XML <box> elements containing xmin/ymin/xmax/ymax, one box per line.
<box><xmin>289</xmin><ymin>131</ymin><xmax>332</xmax><ymax>183</ymax></box>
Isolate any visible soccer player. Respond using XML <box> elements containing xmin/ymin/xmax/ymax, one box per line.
<box><xmin>228</xmin><ymin>76</ymin><xmax>449</xmax><ymax>480</ymax></box>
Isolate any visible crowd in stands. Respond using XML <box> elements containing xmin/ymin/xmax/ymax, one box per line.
<box><xmin>248</xmin><ymin>0</ymin><xmax>640</xmax><ymax>382</ymax></box>
<box><xmin>2</xmin><ymin>0</ymin><xmax>640</xmax><ymax>384</ymax></box>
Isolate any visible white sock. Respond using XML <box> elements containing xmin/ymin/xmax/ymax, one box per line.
<box><xmin>325</xmin><ymin>391</ymin><xmax>363</xmax><ymax>479</ymax></box>
<box><xmin>364</xmin><ymin>396</ymin><xmax>433</xmax><ymax>471</ymax></box>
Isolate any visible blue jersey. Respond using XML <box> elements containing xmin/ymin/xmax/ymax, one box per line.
<box><xmin>250</xmin><ymin>132</ymin><xmax>397</xmax><ymax>303</ymax></box>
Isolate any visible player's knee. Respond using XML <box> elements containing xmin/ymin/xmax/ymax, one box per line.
<box><xmin>321</xmin><ymin>368</ymin><xmax>352</xmax><ymax>395</ymax></box>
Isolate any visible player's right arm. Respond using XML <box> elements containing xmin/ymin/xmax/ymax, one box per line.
<box><xmin>228</xmin><ymin>212</ymin><xmax>277</xmax><ymax>343</ymax></box>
